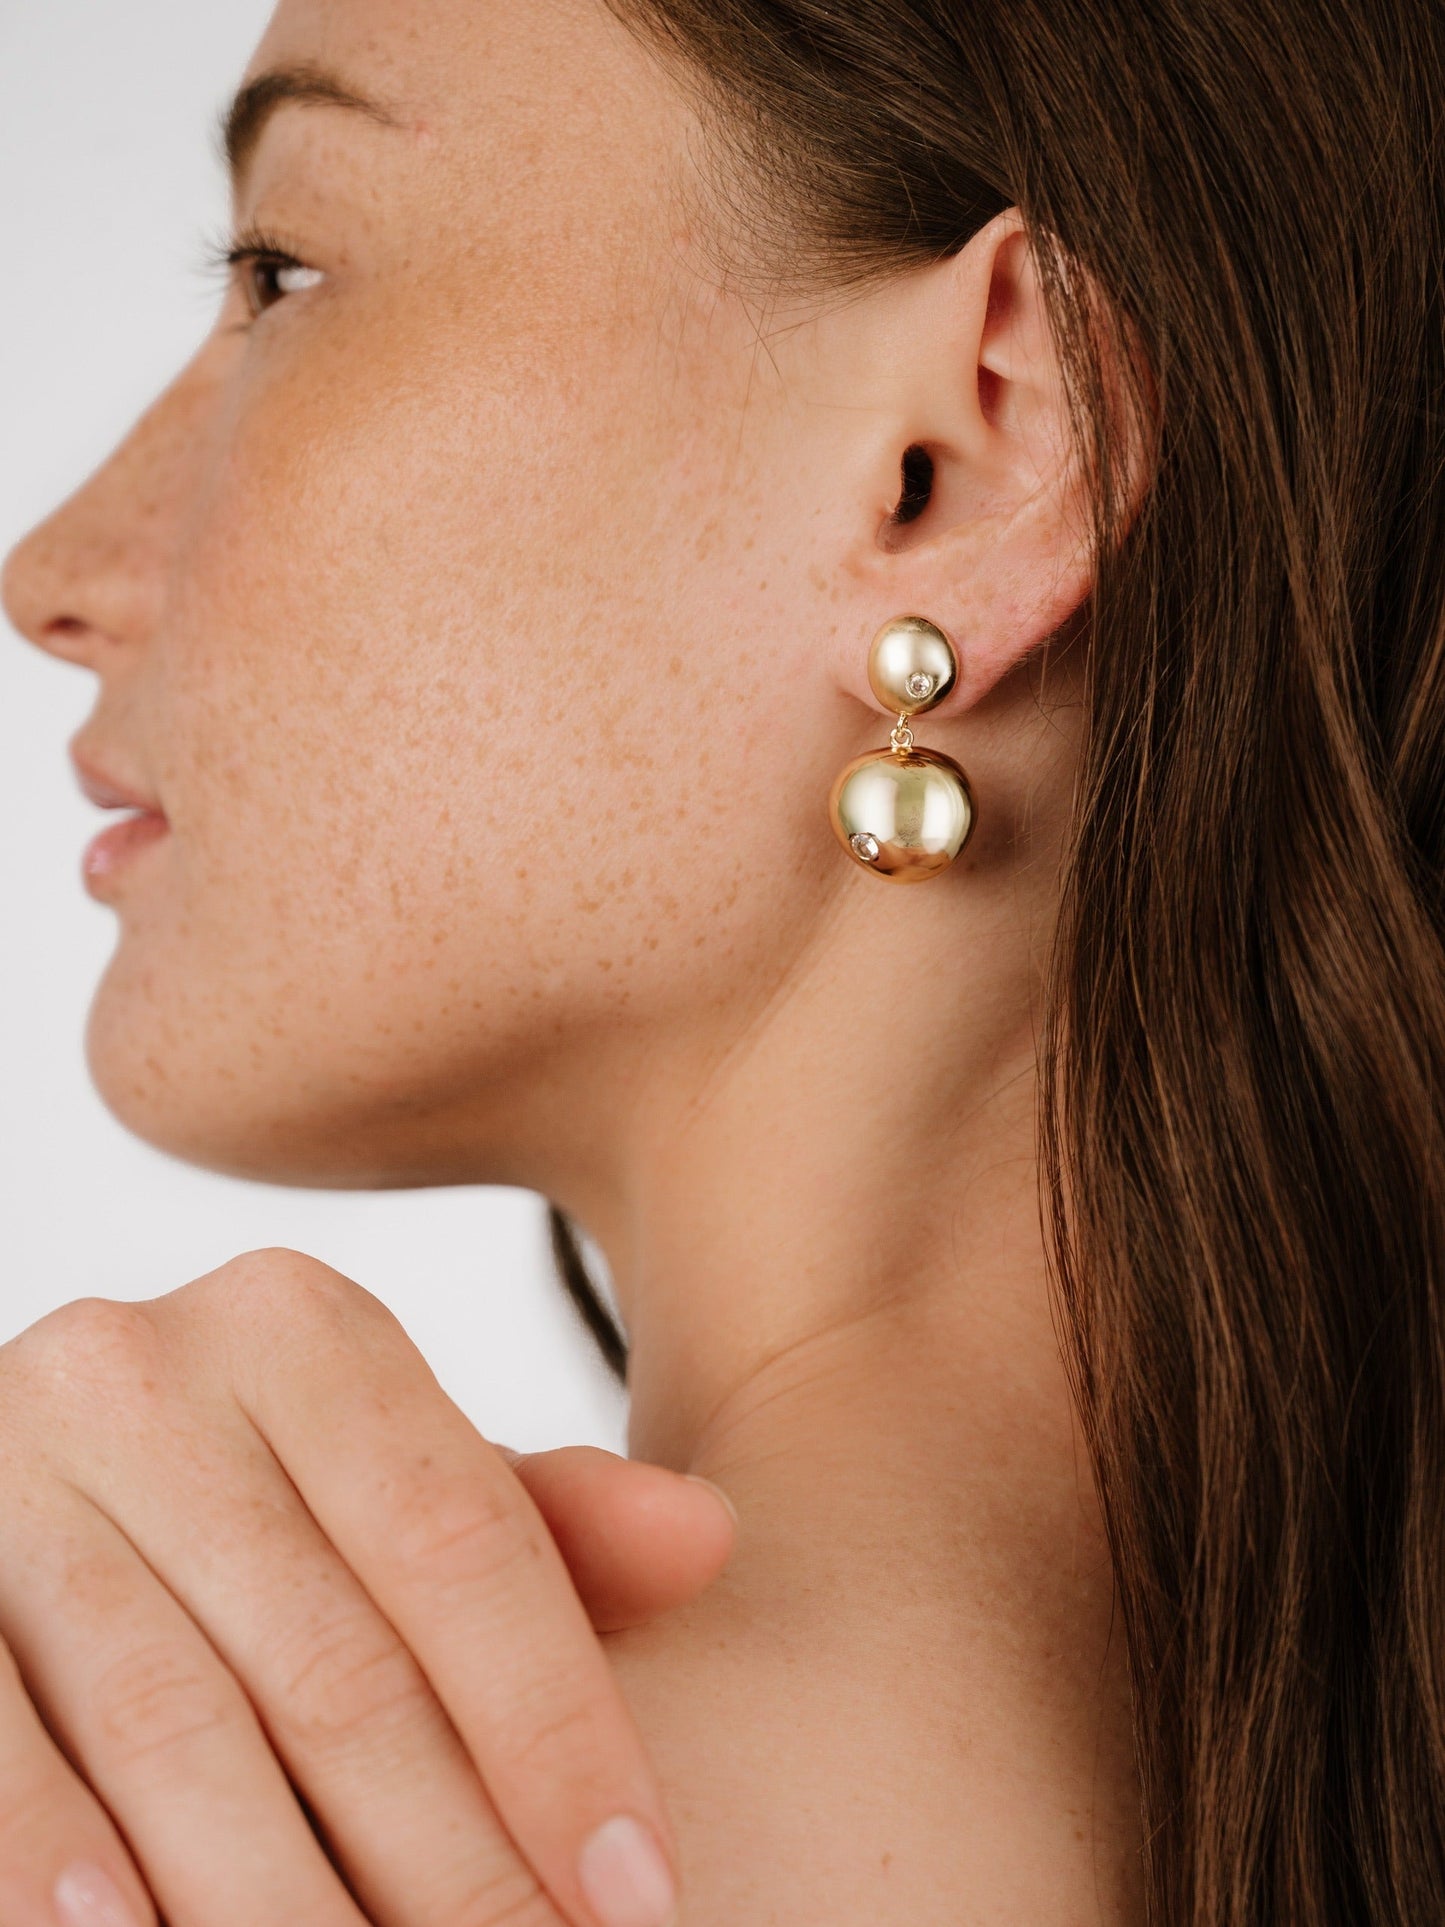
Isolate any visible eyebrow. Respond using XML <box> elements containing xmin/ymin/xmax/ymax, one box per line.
<box><xmin>220</xmin><ymin>61</ymin><xmax>400</xmax><ymax>196</ymax></box>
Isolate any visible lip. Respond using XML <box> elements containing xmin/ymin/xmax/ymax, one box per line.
<box><xmin>70</xmin><ymin>739</ymin><xmax>170</xmax><ymax>901</ymax></box>
<box><xmin>70</xmin><ymin>741</ymin><xmax>163</xmax><ymax>816</ymax></box>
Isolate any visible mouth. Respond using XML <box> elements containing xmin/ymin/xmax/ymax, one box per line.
<box><xmin>70</xmin><ymin>741</ymin><xmax>171</xmax><ymax>901</ymax></box>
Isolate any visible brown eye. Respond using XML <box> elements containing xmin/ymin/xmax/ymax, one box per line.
<box><xmin>237</xmin><ymin>254</ymin><xmax>324</xmax><ymax>318</ymax></box>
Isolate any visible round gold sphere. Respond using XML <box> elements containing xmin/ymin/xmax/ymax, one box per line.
<box><xmin>829</xmin><ymin>745</ymin><xmax>975</xmax><ymax>881</ymax></box>
<box><xmin>868</xmin><ymin>616</ymin><xmax>958</xmax><ymax>717</ymax></box>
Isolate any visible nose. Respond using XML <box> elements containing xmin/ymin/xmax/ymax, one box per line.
<box><xmin>2</xmin><ymin>359</ymin><xmax>210</xmax><ymax>672</ymax></box>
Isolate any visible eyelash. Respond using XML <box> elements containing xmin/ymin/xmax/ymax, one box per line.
<box><xmin>200</xmin><ymin>225</ymin><xmax>323</xmax><ymax>321</ymax></box>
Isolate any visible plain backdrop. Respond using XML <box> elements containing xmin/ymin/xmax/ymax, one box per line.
<box><xmin>0</xmin><ymin>0</ymin><xmax>628</xmax><ymax>1451</ymax></box>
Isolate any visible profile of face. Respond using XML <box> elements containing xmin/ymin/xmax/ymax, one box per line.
<box><xmin>2</xmin><ymin>0</ymin><xmax>1087</xmax><ymax>1205</ymax></box>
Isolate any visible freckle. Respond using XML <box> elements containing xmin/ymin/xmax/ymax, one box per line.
<box><xmin>667</xmin><ymin>658</ymin><xmax>682</xmax><ymax>678</ymax></box>
<box><xmin>598</xmin><ymin>958</ymin><xmax>614</xmax><ymax>972</ymax></box>
<box><xmin>881</xmin><ymin>1852</ymin><xmax>893</xmax><ymax>1870</ymax></box>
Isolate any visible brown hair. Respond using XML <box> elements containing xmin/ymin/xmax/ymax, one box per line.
<box><xmin>553</xmin><ymin>0</ymin><xmax>1445</xmax><ymax>1917</ymax></box>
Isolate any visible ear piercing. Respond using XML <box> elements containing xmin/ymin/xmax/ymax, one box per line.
<box><xmin>828</xmin><ymin>616</ymin><xmax>975</xmax><ymax>882</ymax></box>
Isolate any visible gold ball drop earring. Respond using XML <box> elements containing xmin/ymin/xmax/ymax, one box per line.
<box><xmin>829</xmin><ymin>616</ymin><xmax>975</xmax><ymax>882</ymax></box>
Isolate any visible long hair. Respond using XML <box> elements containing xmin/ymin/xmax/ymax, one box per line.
<box><xmin>561</xmin><ymin>2</ymin><xmax>1445</xmax><ymax>1918</ymax></box>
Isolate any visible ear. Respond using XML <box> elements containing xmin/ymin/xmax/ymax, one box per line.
<box><xmin>833</xmin><ymin>210</ymin><xmax>1147</xmax><ymax>715</ymax></box>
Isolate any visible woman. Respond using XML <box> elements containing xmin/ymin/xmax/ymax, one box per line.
<box><xmin>4</xmin><ymin>0</ymin><xmax>1442</xmax><ymax>1921</ymax></box>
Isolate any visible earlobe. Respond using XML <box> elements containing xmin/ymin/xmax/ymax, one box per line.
<box><xmin>853</xmin><ymin>469</ymin><xmax>1094</xmax><ymax>720</ymax></box>
<box><xmin>921</xmin><ymin>489</ymin><xmax>1096</xmax><ymax>710</ymax></box>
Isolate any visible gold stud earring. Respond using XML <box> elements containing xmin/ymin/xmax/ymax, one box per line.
<box><xmin>828</xmin><ymin>616</ymin><xmax>975</xmax><ymax>882</ymax></box>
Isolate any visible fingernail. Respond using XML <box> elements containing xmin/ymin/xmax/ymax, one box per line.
<box><xmin>685</xmin><ymin>1474</ymin><xmax>739</xmax><ymax>1526</ymax></box>
<box><xmin>578</xmin><ymin>1815</ymin><xmax>677</xmax><ymax>1927</ymax></box>
<box><xmin>54</xmin><ymin>1864</ymin><xmax>143</xmax><ymax>1927</ymax></box>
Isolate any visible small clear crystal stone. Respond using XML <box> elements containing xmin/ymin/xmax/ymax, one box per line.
<box><xmin>905</xmin><ymin>670</ymin><xmax>935</xmax><ymax>701</ymax></box>
<box><xmin>850</xmin><ymin>831</ymin><xmax>881</xmax><ymax>863</ymax></box>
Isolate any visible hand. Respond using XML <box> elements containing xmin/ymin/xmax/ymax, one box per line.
<box><xmin>0</xmin><ymin>1249</ymin><xmax>735</xmax><ymax>1927</ymax></box>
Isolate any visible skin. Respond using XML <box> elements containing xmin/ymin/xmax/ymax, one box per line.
<box><xmin>0</xmin><ymin>1263</ymin><xmax>735</xmax><ymax>1927</ymax></box>
<box><xmin>2</xmin><ymin>0</ymin><xmax>1146</xmax><ymax>1920</ymax></box>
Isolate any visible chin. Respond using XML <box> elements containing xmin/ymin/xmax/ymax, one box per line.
<box><xmin>83</xmin><ymin>954</ymin><xmax>506</xmax><ymax>1193</ymax></box>
<box><xmin>84</xmin><ymin>963</ymin><xmax>342</xmax><ymax>1187</ymax></box>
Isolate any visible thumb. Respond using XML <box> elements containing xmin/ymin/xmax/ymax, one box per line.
<box><xmin>496</xmin><ymin>1445</ymin><xmax>737</xmax><ymax>1633</ymax></box>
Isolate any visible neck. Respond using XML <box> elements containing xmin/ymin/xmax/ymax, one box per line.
<box><xmin>621</xmin><ymin>1009</ymin><xmax>1064</xmax><ymax>1480</ymax></box>
<box><xmin>612</xmin><ymin>946</ymin><xmax>1103</xmax><ymax>1654</ymax></box>
<box><xmin>578</xmin><ymin>828</ymin><xmax>1109</xmax><ymax>1654</ymax></box>
<box><xmin>600</xmin><ymin>849</ymin><xmax>1068</xmax><ymax>1475</ymax></box>
<box><xmin>582</xmin><ymin>911</ymin><xmax>1142</xmax><ymax>1918</ymax></box>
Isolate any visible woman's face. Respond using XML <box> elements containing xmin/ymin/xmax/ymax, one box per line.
<box><xmin>1</xmin><ymin>0</ymin><xmax>1013</xmax><ymax>1192</ymax></box>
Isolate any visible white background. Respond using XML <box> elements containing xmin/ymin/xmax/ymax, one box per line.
<box><xmin>0</xmin><ymin>0</ymin><xmax>627</xmax><ymax>1452</ymax></box>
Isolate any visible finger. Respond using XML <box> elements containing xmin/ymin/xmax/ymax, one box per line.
<box><xmin>90</xmin><ymin>1404</ymin><xmax>565</xmax><ymax>1927</ymax></box>
<box><xmin>228</xmin><ymin>1253</ymin><xmax>681</xmax><ymax>1927</ymax></box>
<box><xmin>0</xmin><ymin>1489</ymin><xmax>373</xmax><ymax>1927</ymax></box>
<box><xmin>0</xmin><ymin>1633</ymin><xmax>158</xmax><ymax>1927</ymax></box>
<box><xmin>504</xmin><ymin>1448</ymin><xmax>736</xmax><ymax>1633</ymax></box>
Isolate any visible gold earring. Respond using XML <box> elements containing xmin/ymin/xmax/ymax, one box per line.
<box><xmin>829</xmin><ymin>616</ymin><xmax>975</xmax><ymax>882</ymax></box>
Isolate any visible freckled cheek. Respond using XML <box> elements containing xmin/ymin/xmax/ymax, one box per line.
<box><xmin>161</xmin><ymin>376</ymin><xmax>455</xmax><ymax>750</ymax></box>
<box><xmin>139</xmin><ymin>349</ymin><xmax>634</xmax><ymax>952</ymax></box>
<box><xmin>141</xmin><ymin>291</ymin><xmax>820</xmax><ymax>992</ymax></box>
